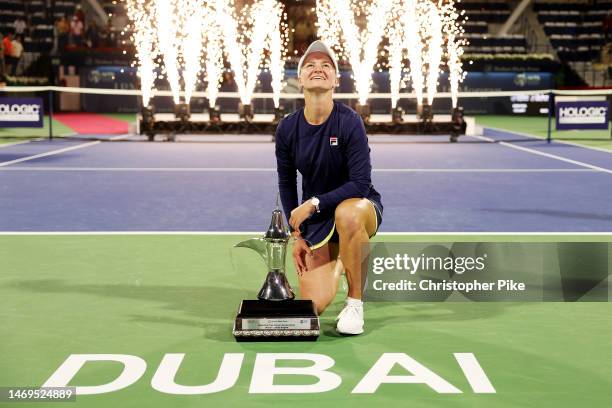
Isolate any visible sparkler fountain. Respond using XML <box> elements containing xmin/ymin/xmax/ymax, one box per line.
<box><xmin>387</xmin><ymin>0</ymin><xmax>465</xmax><ymax>123</ymax></box>
<box><xmin>386</xmin><ymin>0</ymin><xmax>409</xmax><ymax>123</ymax></box>
<box><xmin>182</xmin><ymin>0</ymin><xmax>205</xmax><ymax>107</ymax></box>
<box><xmin>203</xmin><ymin>10</ymin><xmax>224</xmax><ymax>123</ymax></box>
<box><xmin>128</xmin><ymin>0</ymin><xmax>288</xmax><ymax>136</ymax></box>
<box><xmin>126</xmin><ymin>0</ymin><xmax>158</xmax><ymax>137</ymax></box>
<box><xmin>423</xmin><ymin>0</ymin><xmax>443</xmax><ymax>121</ymax></box>
<box><xmin>440</xmin><ymin>0</ymin><xmax>468</xmax><ymax>140</ymax></box>
<box><xmin>316</xmin><ymin>0</ymin><xmax>394</xmax><ymax>122</ymax></box>
<box><xmin>154</xmin><ymin>0</ymin><xmax>182</xmax><ymax>106</ymax></box>
<box><xmin>127</xmin><ymin>0</ymin><xmax>466</xmax><ymax>140</ymax></box>
<box><xmin>318</xmin><ymin>0</ymin><xmax>465</xmax><ymax>126</ymax></box>
<box><xmin>126</xmin><ymin>0</ymin><xmax>157</xmax><ymax>109</ymax></box>
<box><xmin>215</xmin><ymin>0</ymin><xmax>286</xmax><ymax>122</ymax></box>
<box><xmin>158</xmin><ymin>0</ymin><xmax>209</xmax><ymax>123</ymax></box>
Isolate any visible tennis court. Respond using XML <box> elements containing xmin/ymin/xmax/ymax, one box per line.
<box><xmin>1</xmin><ymin>130</ymin><xmax>611</xmax><ymax>407</ymax></box>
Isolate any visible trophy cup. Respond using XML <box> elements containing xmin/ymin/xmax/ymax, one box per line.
<box><xmin>232</xmin><ymin>198</ymin><xmax>320</xmax><ymax>341</ymax></box>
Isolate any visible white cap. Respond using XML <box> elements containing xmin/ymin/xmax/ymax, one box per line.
<box><xmin>297</xmin><ymin>40</ymin><xmax>339</xmax><ymax>76</ymax></box>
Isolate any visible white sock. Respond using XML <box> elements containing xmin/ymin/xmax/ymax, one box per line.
<box><xmin>346</xmin><ymin>297</ymin><xmax>363</xmax><ymax>307</ymax></box>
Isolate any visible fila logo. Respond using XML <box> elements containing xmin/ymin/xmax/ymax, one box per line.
<box><xmin>330</xmin><ymin>136</ymin><xmax>338</xmax><ymax>146</ymax></box>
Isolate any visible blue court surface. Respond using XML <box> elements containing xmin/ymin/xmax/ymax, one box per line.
<box><xmin>0</xmin><ymin>132</ymin><xmax>610</xmax><ymax>232</ymax></box>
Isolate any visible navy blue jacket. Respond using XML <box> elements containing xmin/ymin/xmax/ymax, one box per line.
<box><xmin>275</xmin><ymin>102</ymin><xmax>383</xmax><ymax>226</ymax></box>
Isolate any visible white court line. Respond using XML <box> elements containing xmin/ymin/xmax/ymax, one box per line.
<box><xmin>472</xmin><ymin>134</ymin><xmax>612</xmax><ymax>175</ymax></box>
<box><xmin>0</xmin><ymin>166</ymin><xmax>275</xmax><ymax>172</ymax></box>
<box><xmin>109</xmin><ymin>134</ymin><xmax>131</xmax><ymax>141</ymax></box>
<box><xmin>0</xmin><ymin>139</ymin><xmax>42</xmax><ymax>149</ymax></box>
<box><xmin>483</xmin><ymin>125</ymin><xmax>612</xmax><ymax>155</ymax></box>
<box><xmin>0</xmin><ymin>231</ymin><xmax>610</xmax><ymax>236</ymax></box>
<box><xmin>0</xmin><ymin>167</ymin><xmax>599</xmax><ymax>173</ymax></box>
<box><xmin>0</xmin><ymin>141</ymin><xmax>100</xmax><ymax>167</ymax></box>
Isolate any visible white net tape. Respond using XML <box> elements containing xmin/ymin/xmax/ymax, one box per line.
<box><xmin>0</xmin><ymin>86</ymin><xmax>611</xmax><ymax>99</ymax></box>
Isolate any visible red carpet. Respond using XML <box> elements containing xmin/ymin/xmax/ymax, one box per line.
<box><xmin>54</xmin><ymin>113</ymin><xmax>129</xmax><ymax>135</ymax></box>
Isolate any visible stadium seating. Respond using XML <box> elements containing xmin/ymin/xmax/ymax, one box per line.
<box><xmin>534</xmin><ymin>0</ymin><xmax>608</xmax><ymax>62</ymax></box>
<box><xmin>0</xmin><ymin>0</ymin><xmax>81</xmax><ymax>55</ymax></box>
<box><xmin>458</xmin><ymin>1</ymin><xmax>529</xmax><ymax>55</ymax></box>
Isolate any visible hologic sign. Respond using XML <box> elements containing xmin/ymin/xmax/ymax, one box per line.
<box><xmin>0</xmin><ymin>97</ymin><xmax>44</xmax><ymax>128</ymax></box>
<box><xmin>556</xmin><ymin>100</ymin><xmax>609</xmax><ymax>131</ymax></box>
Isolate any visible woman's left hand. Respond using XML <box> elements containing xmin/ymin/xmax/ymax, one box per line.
<box><xmin>289</xmin><ymin>201</ymin><xmax>316</xmax><ymax>232</ymax></box>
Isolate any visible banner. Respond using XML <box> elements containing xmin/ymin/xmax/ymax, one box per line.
<box><xmin>81</xmin><ymin>67</ymin><xmax>139</xmax><ymax>113</ymax></box>
<box><xmin>0</xmin><ymin>97</ymin><xmax>44</xmax><ymax>128</ymax></box>
<box><xmin>556</xmin><ymin>101</ymin><xmax>610</xmax><ymax>130</ymax></box>
<box><xmin>364</xmin><ymin>242</ymin><xmax>610</xmax><ymax>302</ymax></box>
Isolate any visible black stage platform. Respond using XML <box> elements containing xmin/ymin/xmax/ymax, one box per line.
<box><xmin>140</xmin><ymin>113</ymin><xmax>467</xmax><ymax>142</ymax></box>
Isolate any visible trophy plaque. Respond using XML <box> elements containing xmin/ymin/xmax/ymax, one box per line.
<box><xmin>233</xmin><ymin>199</ymin><xmax>319</xmax><ymax>342</ymax></box>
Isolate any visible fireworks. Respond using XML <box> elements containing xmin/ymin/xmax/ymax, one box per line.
<box><xmin>203</xmin><ymin>10</ymin><xmax>224</xmax><ymax>107</ymax></box>
<box><xmin>126</xmin><ymin>0</ymin><xmax>286</xmax><ymax>108</ymax></box>
<box><xmin>316</xmin><ymin>0</ymin><xmax>394</xmax><ymax>105</ymax></box>
<box><xmin>154</xmin><ymin>0</ymin><xmax>182</xmax><ymax>104</ymax></box>
<box><xmin>126</xmin><ymin>0</ymin><xmax>465</xmax><ymax>111</ymax></box>
<box><xmin>215</xmin><ymin>0</ymin><xmax>286</xmax><ymax>106</ymax></box>
<box><xmin>317</xmin><ymin>0</ymin><xmax>466</xmax><ymax>108</ymax></box>
<box><xmin>125</xmin><ymin>0</ymin><xmax>157</xmax><ymax>107</ymax></box>
<box><xmin>268</xmin><ymin>9</ymin><xmax>288</xmax><ymax>108</ymax></box>
<box><xmin>182</xmin><ymin>0</ymin><xmax>205</xmax><ymax>104</ymax></box>
<box><xmin>440</xmin><ymin>1</ymin><xmax>468</xmax><ymax>108</ymax></box>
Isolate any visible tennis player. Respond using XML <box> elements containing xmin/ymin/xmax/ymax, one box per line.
<box><xmin>275</xmin><ymin>40</ymin><xmax>383</xmax><ymax>335</ymax></box>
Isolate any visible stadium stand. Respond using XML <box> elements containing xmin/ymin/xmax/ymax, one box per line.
<box><xmin>457</xmin><ymin>0</ymin><xmax>610</xmax><ymax>86</ymax></box>
<box><xmin>460</xmin><ymin>1</ymin><xmax>530</xmax><ymax>55</ymax></box>
<box><xmin>535</xmin><ymin>0</ymin><xmax>610</xmax><ymax>86</ymax></box>
<box><xmin>536</xmin><ymin>1</ymin><xmax>607</xmax><ymax>61</ymax></box>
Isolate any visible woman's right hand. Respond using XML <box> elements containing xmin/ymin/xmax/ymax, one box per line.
<box><xmin>292</xmin><ymin>234</ymin><xmax>313</xmax><ymax>276</ymax></box>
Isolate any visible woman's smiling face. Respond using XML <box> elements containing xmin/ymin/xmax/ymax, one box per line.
<box><xmin>299</xmin><ymin>51</ymin><xmax>338</xmax><ymax>92</ymax></box>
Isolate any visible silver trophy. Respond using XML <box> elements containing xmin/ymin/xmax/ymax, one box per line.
<box><xmin>232</xmin><ymin>196</ymin><xmax>319</xmax><ymax>341</ymax></box>
<box><xmin>235</xmin><ymin>198</ymin><xmax>295</xmax><ymax>301</ymax></box>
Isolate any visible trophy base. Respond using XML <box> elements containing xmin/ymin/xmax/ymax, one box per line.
<box><xmin>233</xmin><ymin>300</ymin><xmax>320</xmax><ymax>342</ymax></box>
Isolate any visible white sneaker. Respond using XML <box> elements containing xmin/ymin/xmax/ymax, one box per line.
<box><xmin>335</xmin><ymin>301</ymin><xmax>364</xmax><ymax>335</ymax></box>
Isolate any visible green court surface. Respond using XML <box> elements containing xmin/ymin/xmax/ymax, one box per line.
<box><xmin>1</xmin><ymin>234</ymin><xmax>611</xmax><ymax>408</ymax></box>
<box><xmin>476</xmin><ymin>115</ymin><xmax>612</xmax><ymax>151</ymax></box>
<box><xmin>0</xmin><ymin>117</ymin><xmax>74</xmax><ymax>143</ymax></box>
<box><xmin>101</xmin><ymin>113</ymin><xmax>138</xmax><ymax>123</ymax></box>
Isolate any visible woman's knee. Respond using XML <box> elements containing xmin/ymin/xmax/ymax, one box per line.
<box><xmin>335</xmin><ymin>200</ymin><xmax>366</xmax><ymax>235</ymax></box>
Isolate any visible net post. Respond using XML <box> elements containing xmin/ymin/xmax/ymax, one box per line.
<box><xmin>48</xmin><ymin>89</ymin><xmax>54</xmax><ymax>141</ymax></box>
<box><xmin>546</xmin><ymin>91</ymin><xmax>553</xmax><ymax>144</ymax></box>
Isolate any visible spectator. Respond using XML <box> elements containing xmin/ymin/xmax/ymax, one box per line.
<box><xmin>69</xmin><ymin>15</ymin><xmax>84</xmax><ymax>47</ymax></box>
<box><xmin>3</xmin><ymin>32</ymin><xmax>13</xmax><ymax>74</ymax></box>
<box><xmin>10</xmin><ymin>35</ymin><xmax>23</xmax><ymax>75</ymax></box>
<box><xmin>26</xmin><ymin>15</ymin><xmax>33</xmax><ymax>37</ymax></box>
<box><xmin>56</xmin><ymin>15</ymin><xmax>70</xmax><ymax>51</ymax></box>
<box><xmin>0</xmin><ymin>32</ymin><xmax>5</xmax><ymax>81</ymax></box>
<box><xmin>99</xmin><ymin>18</ymin><xmax>117</xmax><ymax>48</ymax></box>
<box><xmin>106</xmin><ymin>18</ymin><xmax>117</xmax><ymax>48</ymax></box>
<box><xmin>86</xmin><ymin>21</ymin><xmax>100</xmax><ymax>49</ymax></box>
<box><xmin>13</xmin><ymin>17</ymin><xmax>26</xmax><ymax>36</ymax></box>
<box><xmin>604</xmin><ymin>12</ymin><xmax>612</xmax><ymax>43</ymax></box>
<box><xmin>98</xmin><ymin>23</ymin><xmax>109</xmax><ymax>47</ymax></box>
<box><xmin>220</xmin><ymin>71</ymin><xmax>237</xmax><ymax>92</ymax></box>
<box><xmin>74</xmin><ymin>5</ymin><xmax>85</xmax><ymax>23</ymax></box>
